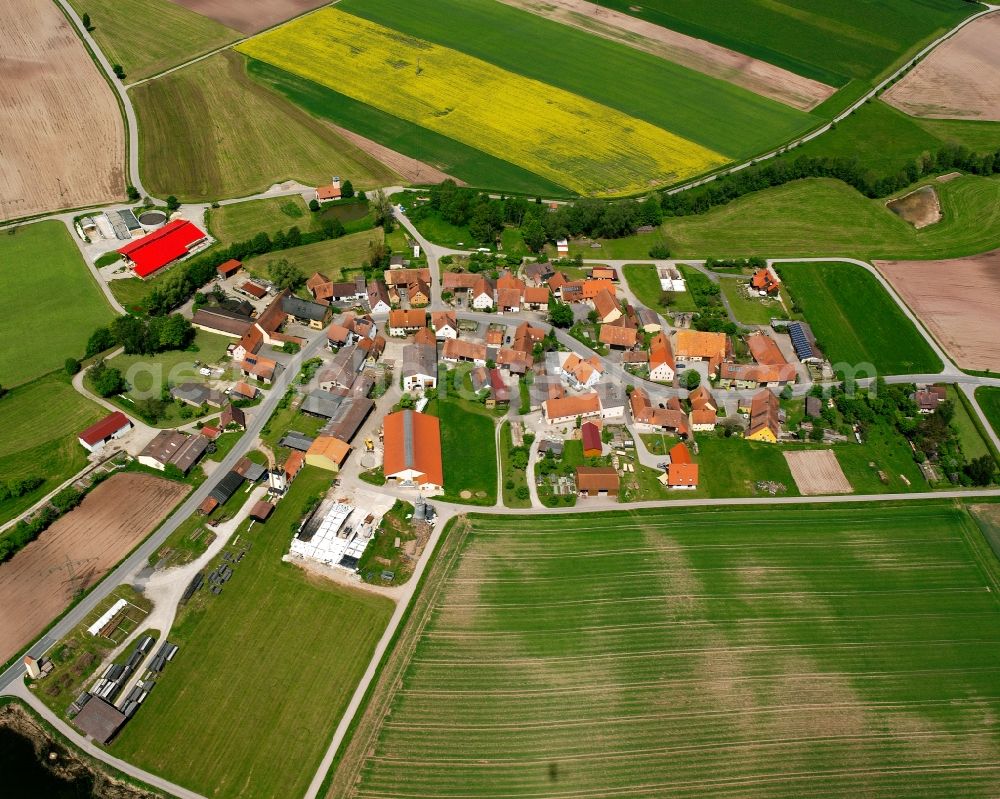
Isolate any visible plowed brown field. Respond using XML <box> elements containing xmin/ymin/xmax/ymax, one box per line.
<box><xmin>0</xmin><ymin>473</ymin><xmax>187</xmax><ymax>664</ymax></box>
<box><xmin>876</xmin><ymin>250</ymin><xmax>1000</xmax><ymax>371</ymax></box>
<box><xmin>884</xmin><ymin>13</ymin><xmax>1000</xmax><ymax>121</ymax></box>
<box><xmin>168</xmin><ymin>0</ymin><xmax>328</xmax><ymax>34</ymax></box>
<box><xmin>0</xmin><ymin>0</ymin><xmax>124</xmax><ymax>222</ymax></box>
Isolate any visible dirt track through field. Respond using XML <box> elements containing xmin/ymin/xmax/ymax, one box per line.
<box><xmin>167</xmin><ymin>0</ymin><xmax>328</xmax><ymax>35</ymax></box>
<box><xmin>0</xmin><ymin>0</ymin><xmax>125</xmax><ymax>221</ymax></box>
<box><xmin>0</xmin><ymin>473</ymin><xmax>187</xmax><ymax>665</ymax></box>
<box><xmin>883</xmin><ymin>13</ymin><xmax>1000</xmax><ymax>121</ymax></box>
<box><xmin>785</xmin><ymin>450</ymin><xmax>853</xmax><ymax>495</ymax></box>
<box><xmin>875</xmin><ymin>250</ymin><xmax>1000</xmax><ymax>372</ymax></box>
<box><xmin>496</xmin><ymin>0</ymin><xmax>834</xmax><ymax>111</ymax></box>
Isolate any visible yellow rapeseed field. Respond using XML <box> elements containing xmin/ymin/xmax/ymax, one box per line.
<box><xmin>237</xmin><ymin>8</ymin><xmax>727</xmax><ymax>195</ymax></box>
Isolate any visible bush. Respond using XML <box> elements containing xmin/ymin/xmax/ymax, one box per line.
<box><xmin>308</xmin><ymin>198</ymin><xmax>320</xmax><ymax>212</ymax></box>
<box><xmin>648</xmin><ymin>243</ymin><xmax>671</xmax><ymax>259</ymax></box>
<box><xmin>64</xmin><ymin>358</ymin><xmax>81</xmax><ymax>376</ymax></box>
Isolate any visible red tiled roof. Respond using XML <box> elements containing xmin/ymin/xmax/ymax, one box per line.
<box><xmin>79</xmin><ymin>411</ymin><xmax>131</xmax><ymax>446</ymax></box>
<box><xmin>217</xmin><ymin>259</ymin><xmax>241</xmax><ymax>277</ymax></box>
<box><xmin>383</xmin><ymin>410</ymin><xmax>443</xmax><ymax>487</ymax></box>
<box><xmin>668</xmin><ymin>462</ymin><xmax>699</xmax><ymax>487</ymax></box>
<box><xmin>118</xmin><ymin>219</ymin><xmax>206</xmax><ymax>278</ymax></box>
<box><xmin>669</xmin><ymin>443</ymin><xmax>691</xmax><ymax>464</ymax></box>
<box><xmin>582</xmin><ymin>421</ymin><xmax>602</xmax><ymax>454</ymax></box>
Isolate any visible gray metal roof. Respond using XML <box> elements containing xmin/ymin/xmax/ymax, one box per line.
<box><xmin>279</xmin><ymin>430</ymin><xmax>316</xmax><ymax>450</ymax></box>
<box><xmin>281</xmin><ymin>295</ymin><xmax>327</xmax><ymax>322</ymax></box>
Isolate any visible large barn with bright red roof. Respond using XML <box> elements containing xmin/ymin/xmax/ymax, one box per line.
<box><xmin>117</xmin><ymin>219</ymin><xmax>207</xmax><ymax>278</ymax></box>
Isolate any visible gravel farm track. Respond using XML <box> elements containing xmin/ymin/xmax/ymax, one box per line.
<box><xmin>0</xmin><ymin>473</ymin><xmax>187</xmax><ymax>666</ymax></box>
<box><xmin>883</xmin><ymin>12</ymin><xmax>1000</xmax><ymax>122</ymax></box>
<box><xmin>875</xmin><ymin>249</ymin><xmax>1000</xmax><ymax>373</ymax></box>
<box><xmin>0</xmin><ymin>0</ymin><xmax>125</xmax><ymax>222</ymax></box>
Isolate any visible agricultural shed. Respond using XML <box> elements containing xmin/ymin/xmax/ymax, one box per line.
<box><xmin>208</xmin><ymin>470</ymin><xmax>245</xmax><ymax>505</ymax></box>
<box><xmin>117</xmin><ymin>219</ymin><xmax>207</xmax><ymax>278</ymax></box>
<box><xmin>73</xmin><ymin>697</ymin><xmax>126</xmax><ymax>744</ymax></box>
<box><xmin>78</xmin><ymin>411</ymin><xmax>132</xmax><ymax>452</ymax></box>
<box><xmin>279</xmin><ymin>431</ymin><xmax>315</xmax><ymax>451</ymax></box>
<box><xmin>250</xmin><ymin>500</ymin><xmax>274</xmax><ymax>522</ymax></box>
<box><xmin>576</xmin><ymin>466</ymin><xmax>619</xmax><ymax>497</ymax></box>
<box><xmin>581</xmin><ymin>422</ymin><xmax>602</xmax><ymax>457</ymax></box>
<box><xmin>217</xmin><ymin>259</ymin><xmax>242</xmax><ymax>278</ymax></box>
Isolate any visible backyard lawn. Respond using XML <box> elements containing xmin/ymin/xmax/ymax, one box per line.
<box><xmin>718</xmin><ymin>276</ymin><xmax>785</xmax><ymax>325</ymax></box>
<box><xmin>113</xmin><ymin>467</ymin><xmax>394</xmax><ymax>799</ymax></box>
<box><xmin>622</xmin><ymin>264</ymin><xmax>696</xmax><ymax>315</ymax></box>
<box><xmin>0</xmin><ymin>221</ymin><xmax>115</xmax><ymax>387</ymax></box>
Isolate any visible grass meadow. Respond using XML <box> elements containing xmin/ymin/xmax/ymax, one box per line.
<box><xmin>424</xmin><ymin>396</ymin><xmax>497</xmax><ymax>506</ymax></box>
<box><xmin>207</xmin><ymin>195</ymin><xmax>314</xmax><ymax>243</ymax></box>
<box><xmin>777</xmin><ymin>260</ymin><xmax>942</xmax><ymax>376</ymax></box>
<box><xmin>789</xmin><ymin>100</ymin><xmax>1000</xmax><ymax>176</ymax></box>
<box><xmin>339</xmin><ymin>0</ymin><xmax>815</xmax><ymax>160</ymax></box>
<box><xmin>130</xmin><ymin>51</ymin><xmax>399</xmax><ymax>202</ymax></box>
<box><xmin>333</xmin><ymin>502</ymin><xmax>1000</xmax><ymax>798</ymax></box>
<box><xmin>591</xmin><ymin>0</ymin><xmax>974</xmax><ymax>86</ymax></box>
<box><xmin>0</xmin><ymin>373</ymin><xmax>104</xmax><ymax>527</ymax></box>
<box><xmin>975</xmin><ymin>387</ymin><xmax>1000</xmax><ymax>439</ymax></box>
<box><xmin>113</xmin><ymin>467</ymin><xmax>394</xmax><ymax>799</ymax></box>
<box><xmin>237</xmin><ymin>8</ymin><xmax>727</xmax><ymax>196</ymax></box>
<box><xmin>0</xmin><ymin>221</ymin><xmax>115</xmax><ymax>387</ymax></box>
<box><xmin>67</xmin><ymin>0</ymin><xmax>239</xmax><ymax>81</ymax></box>
<box><xmin>243</xmin><ymin>228</ymin><xmax>383</xmax><ymax>282</ymax></box>
<box><xmin>664</xmin><ymin>176</ymin><xmax>1000</xmax><ymax>260</ymax></box>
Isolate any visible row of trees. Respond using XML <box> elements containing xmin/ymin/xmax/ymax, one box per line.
<box><xmin>144</xmin><ymin>217</ymin><xmax>346</xmax><ymax>316</ymax></box>
<box><xmin>659</xmin><ymin>144</ymin><xmax>1000</xmax><ymax>218</ymax></box>
<box><xmin>87</xmin><ymin>314</ymin><xmax>195</xmax><ymax>358</ymax></box>
<box><xmin>0</xmin><ymin>485</ymin><xmax>84</xmax><ymax>564</ymax></box>
<box><xmin>416</xmin><ymin>180</ymin><xmax>664</xmax><ymax>251</ymax></box>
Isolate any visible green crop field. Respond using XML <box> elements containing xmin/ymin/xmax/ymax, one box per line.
<box><xmin>778</xmin><ymin>260</ymin><xmax>942</xmax><ymax>376</ymax></box>
<box><xmin>67</xmin><ymin>0</ymin><xmax>240</xmax><ymax>81</ymax></box>
<box><xmin>664</xmin><ymin>176</ymin><xmax>1000</xmax><ymax>260</ymax></box>
<box><xmin>0</xmin><ymin>374</ymin><xmax>104</xmax><ymax>527</ymax></box>
<box><xmin>113</xmin><ymin>467</ymin><xmax>394</xmax><ymax>799</ymax></box>
<box><xmin>591</xmin><ymin>0</ymin><xmax>974</xmax><ymax>87</ymax></box>
<box><xmin>976</xmin><ymin>387</ymin><xmax>1000</xmax><ymax>439</ymax></box>
<box><xmin>339</xmin><ymin>0</ymin><xmax>816</xmax><ymax>160</ymax></box>
<box><xmin>130</xmin><ymin>51</ymin><xmax>399</xmax><ymax>202</ymax></box>
<box><xmin>332</xmin><ymin>502</ymin><xmax>1000</xmax><ymax>798</ymax></box>
<box><xmin>0</xmin><ymin>221</ymin><xmax>115</xmax><ymax>387</ymax></box>
<box><xmin>243</xmin><ymin>228</ymin><xmax>383</xmax><ymax>281</ymax></box>
<box><xmin>425</xmin><ymin>397</ymin><xmax>497</xmax><ymax>505</ymax></box>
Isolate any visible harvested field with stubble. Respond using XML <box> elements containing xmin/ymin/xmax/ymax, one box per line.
<box><xmin>0</xmin><ymin>473</ymin><xmax>187</xmax><ymax>665</ymax></box>
<box><xmin>0</xmin><ymin>0</ymin><xmax>124</xmax><ymax>222</ymax></box>
<box><xmin>497</xmin><ymin>0</ymin><xmax>834</xmax><ymax>110</ymax></box>
<box><xmin>330</xmin><ymin>504</ymin><xmax>1000</xmax><ymax>799</ymax></box>
<box><xmin>784</xmin><ymin>449</ymin><xmax>852</xmax><ymax>495</ymax></box>
<box><xmin>884</xmin><ymin>13</ymin><xmax>1000</xmax><ymax>122</ymax></box>
<box><xmin>168</xmin><ymin>0</ymin><xmax>328</xmax><ymax>34</ymax></box>
<box><xmin>876</xmin><ymin>250</ymin><xmax>1000</xmax><ymax>372</ymax></box>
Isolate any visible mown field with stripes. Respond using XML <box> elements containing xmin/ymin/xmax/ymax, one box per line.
<box><xmin>334</xmin><ymin>503</ymin><xmax>1000</xmax><ymax>798</ymax></box>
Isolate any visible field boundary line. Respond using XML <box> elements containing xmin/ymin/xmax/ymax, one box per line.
<box><xmin>308</xmin><ymin>514</ymin><xmax>472</xmax><ymax>799</ymax></box>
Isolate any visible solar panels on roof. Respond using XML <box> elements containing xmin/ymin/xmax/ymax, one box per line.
<box><xmin>788</xmin><ymin>322</ymin><xmax>814</xmax><ymax>360</ymax></box>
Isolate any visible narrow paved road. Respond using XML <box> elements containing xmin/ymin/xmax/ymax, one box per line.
<box><xmin>0</xmin><ymin>331</ymin><xmax>327</xmax><ymax>693</ymax></box>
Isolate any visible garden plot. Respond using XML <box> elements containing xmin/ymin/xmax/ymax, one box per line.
<box><xmin>784</xmin><ymin>449</ymin><xmax>852</xmax><ymax>495</ymax></box>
